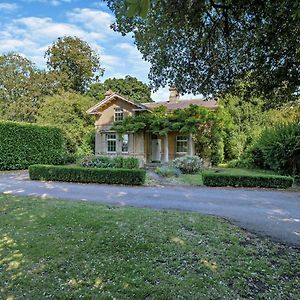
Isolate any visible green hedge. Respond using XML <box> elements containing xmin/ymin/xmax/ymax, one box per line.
<box><xmin>0</xmin><ymin>121</ymin><xmax>66</xmax><ymax>170</ymax></box>
<box><xmin>29</xmin><ymin>165</ymin><xmax>146</xmax><ymax>185</ymax></box>
<box><xmin>202</xmin><ymin>172</ymin><xmax>293</xmax><ymax>189</ymax></box>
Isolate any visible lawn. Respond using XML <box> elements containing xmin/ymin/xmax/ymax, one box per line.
<box><xmin>1</xmin><ymin>194</ymin><xmax>300</xmax><ymax>299</ymax></box>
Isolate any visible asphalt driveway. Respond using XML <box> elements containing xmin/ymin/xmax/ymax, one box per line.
<box><xmin>0</xmin><ymin>171</ymin><xmax>299</xmax><ymax>247</ymax></box>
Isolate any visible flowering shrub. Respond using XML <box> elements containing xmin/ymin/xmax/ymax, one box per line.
<box><xmin>155</xmin><ymin>165</ymin><xmax>181</xmax><ymax>177</ymax></box>
<box><xmin>79</xmin><ymin>156</ymin><xmax>139</xmax><ymax>169</ymax></box>
<box><xmin>173</xmin><ymin>156</ymin><xmax>202</xmax><ymax>174</ymax></box>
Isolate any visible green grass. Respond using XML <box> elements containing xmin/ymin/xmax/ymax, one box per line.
<box><xmin>176</xmin><ymin>172</ymin><xmax>203</xmax><ymax>185</ymax></box>
<box><xmin>210</xmin><ymin>167</ymin><xmax>278</xmax><ymax>176</ymax></box>
<box><xmin>1</xmin><ymin>194</ymin><xmax>300</xmax><ymax>299</ymax></box>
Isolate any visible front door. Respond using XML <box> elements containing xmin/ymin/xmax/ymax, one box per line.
<box><xmin>151</xmin><ymin>139</ymin><xmax>161</xmax><ymax>162</ymax></box>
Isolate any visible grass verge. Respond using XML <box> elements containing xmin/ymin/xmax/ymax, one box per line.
<box><xmin>1</xmin><ymin>194</ymin><xmax>300</xmax><ymax>299</ymax></box>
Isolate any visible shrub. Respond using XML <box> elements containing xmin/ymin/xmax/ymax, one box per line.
<box><xmin>29</xmin><ymin>165</ymin><xmax>146</xmax><ymax>185</ymax></box>
<box><xmin>122</xmin><ymin>157</ymin><xmax>139</xmax><ymax>169</ymax></box>
<box><xmin>79</xmin><ymin>156</ymin><xmax>139</xmax><ymax>169</ymax></box>
<box><xmin>227</xmin><ymin>157</ymin><xmax>254</xmax><ymax>169</ymax></box>
<box><xmin>202</xmin><ymin>172</ymin><xmax>293</xmax><ymax>189</ymax></box>
<box><xmin>173</xmin><ymin>156</ymin><xmax>202</xmax><ymax>174</ymax></box>
<box><xmin>79</xmin><ymin>156</ymin><xmax>114</xmax><ymax>168</ymax></box>
<box><xmin>155</xmin><ymin>166</ymin><xmax>181</xmax><ymax>177</ymax></box>
<box><xmin>250</xmin><ymin>122</ymin><xmax>300</xmax><ymax>176</ymax></box>
<box><xmin>0</xmin><ymin>121</ymin><xmax>66</xmax><ymax>170</ymax></box>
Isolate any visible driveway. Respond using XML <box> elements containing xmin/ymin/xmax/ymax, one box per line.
<box><xmin>0</xmin><ymin>171</ymin><xmax>300</xmax><ymax>247</ymax></box>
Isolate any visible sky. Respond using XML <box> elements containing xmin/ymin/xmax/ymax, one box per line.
<box><xmin>0</xmin><ymin>0</ymin><xmax>199</xmax><ymax>101</ymax></box>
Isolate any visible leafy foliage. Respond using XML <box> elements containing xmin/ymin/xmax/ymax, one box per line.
<box><xmin>29</xmin><ymin>164</ymin><xmax>146</xmax><ymax>185</ymax></box>
<box><xmin>0</xmin><ymin>121</ymin><xmax>66</xmax><ymax>170</ymax></box>
<box><xmin>0</xmin><ymin>53</ymin><xmax>59</xmax><ymax>122</ymax></box>
<box><xmin>106</xmin><ymin>0</ymin><xmax>300</xmax><ymax>101</ymax></box>
<box><xmin>36</xmin><ymin>92</ymin><xmax>96</xmax><ymax>154</ymax></box>
<box><xmin>250</xmin><ymin>122</ymin><xmax>300</xmax><ymax>176</ymax></box>
<box><xmin>219</xmin><ymin>94</ymin><xmax>266</xmax><ymax>160</ymax></box>
<box><xmin>79</xmin><ymin>155</ymin><xmax>139</xmax><ymax>169</ymax></box>
<box><xmin>87</xmin><ymin>75</ymin><xmax>152</xmax><ymax>103</ymax></box>
<box><xmin>202</xmin><ymin>171</ymin><xmax>293</xmax><ymax>189</ymax></box>
<box><xmin>173</xmin><ymin>156</ymin><xmax>202</xmax><ymax>174</ymax></box>
<box><xmin>45</xmin><ymin>36</ymin><xmax>104</xmax><ymax>93</ymax></box>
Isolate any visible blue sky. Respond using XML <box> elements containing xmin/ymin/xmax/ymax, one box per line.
<box><xmin>0</xmin><ymin>0</ymin><xmax>198</xmax><ymax>101</ymax></box>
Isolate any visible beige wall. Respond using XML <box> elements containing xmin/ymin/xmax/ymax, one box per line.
<box><xmin>95</xmin><ymin>131</ymin><xmax>146</xmax><ymax>165</ymax></box>
<box><xmin>95</xmin><ymin>98</ymin><xmax>137</xmax><ymax>128</ymax></box>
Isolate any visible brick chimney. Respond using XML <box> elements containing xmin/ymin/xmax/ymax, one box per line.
<box><xmin>168</xmin><ymin>86</ymin><xmax>179</xmax><ymax>102</ymax></box>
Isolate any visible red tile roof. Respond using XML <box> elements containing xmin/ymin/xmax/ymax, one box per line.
<box><xmin>143</xmin><ymin>98</ymin><xmax>218</xmax><ymax>111</ymax></box>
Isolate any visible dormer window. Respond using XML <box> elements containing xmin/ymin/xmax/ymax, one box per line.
<box><xmin>114</xmin><ymin>108</ymin><xmax>124</xmax><ymax>122</ymax></box>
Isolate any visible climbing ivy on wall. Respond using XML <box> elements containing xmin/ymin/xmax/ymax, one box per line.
<box><xmin>113</xmin><ymin>105</ymin><xmax>225</xmax><ymax>164</ymax></box>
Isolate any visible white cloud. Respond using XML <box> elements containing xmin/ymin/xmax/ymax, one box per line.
<box><xmin>22</xmin><ymin>0</ymin><xmax>72</xmax><ymax>6</ymax></box>
<box><xmin>67</xmin><ymin>8</ymin><xmax>115</xmax><ymax>37</ymax></box>
<box><xmin>0</xmin><ymin>2</ymin><xmax>18</xmax><ymax>12</ymax></box>
<box><xmin>0</xmin><ymin>6</ymin><xmax>181</xmax><ymax>101</ymax></box>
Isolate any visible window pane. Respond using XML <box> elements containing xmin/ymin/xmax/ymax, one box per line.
<box><xmin>107</xmin><ymin>134</ymin><xmax>116</xmax><ymax>152</ymax></box>
<box><xmin>122</xmin><ymin>134</ymin><xmax>129</xmax><ymax>153</ymax></box>
<box><xmin>176</xmin><ymin>136</ymin><xmax>188</xmax><ymax>153</ymax></box>
<box><xmin>114</xmin><ymin>108</ymin><xmax>124</xmax><ymax>121</ymax></box>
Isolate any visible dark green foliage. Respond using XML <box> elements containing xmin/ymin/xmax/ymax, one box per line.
<box><xmin>87</xmin><ymin>75</ymin><xmax>153</xmax><ymax>103</ymax></box>
<box><xmin>106</xmin><ymin>0</ymin><xmax>300</xmax><ymax>101</ymax></box>
<box><xmin>79</xmin><ymin>155</ymin><xmax>139</xmax><ymax>169</ymax></box>
<box><xmin>202</xmin><ymin>172</ymin><xmax>293</xmax><ymax>189</ymax></box>
<box><xmin>0</xmin><ymin>121</ymin><xmax>65</xmax><ymax>170</ymax></box>
<box><xmin>29</xmin><ymin>164</ymin><xmax>146</xmax><ymax>185</ymax></box>
<box><xmin>250</xmin><ymin>122</ymin><xmax>300</xmax><ymax>176</ymax></box>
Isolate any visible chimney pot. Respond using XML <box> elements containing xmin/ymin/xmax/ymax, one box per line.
<box><xmin>169</xmin><ymin>86</ymin><xmax>179</xmax><ymax>102</ymax></box>
<box><xmin>105</xmin><ymin>89</ymin><xmax>113</xmax><ymax>97</ymax></box>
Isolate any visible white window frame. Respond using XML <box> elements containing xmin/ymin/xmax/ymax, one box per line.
<box><xmin>176</xmin><ymin>135</ymin><xmax>188</xmax><ymax>154</ymax></box>
<box><xmin>114</xmin><ymin>108</ymin><xmax>124</xmax><ymax>122</ymax></box>
<box><xmin>107</xmin><ymin>133</ymin><xmax>116</xmax><ymax>153</ymax></box>
<box><xmin>121</xmin><ymin>133</ymin><xmax>129</xmax><ymax>153</ymax></box>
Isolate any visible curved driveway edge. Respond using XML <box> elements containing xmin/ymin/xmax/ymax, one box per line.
<box><xmin>0</xmin><ymin>171</ymin><xmax>299</xmax><ymax>247</ymax></box>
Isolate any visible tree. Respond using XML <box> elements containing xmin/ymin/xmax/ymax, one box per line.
<box><xmin>0</xmin><ymin>53</ymin><xmax>59</xmax><ymax>122</ymax></box>
<box><xmin>45</xmin><ymin>36</ymin><xmax>104</xmax><ymax>93</ymax></box>
<box><xmin>36</xmin><ymin>92</ymin><xmax>96</xmax><ymax>154</ymax></box>
<box><xmin>105</xmin><ymin>0</ymin><xmax>300</xmax><ymax>102</ymax></box>
<box><xmin>87</xmin><ymin>75</ymin><xmax>153</xmax><ymax>103</ymax></box>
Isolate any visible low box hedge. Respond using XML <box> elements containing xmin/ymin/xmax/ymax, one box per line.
<box><xmin>29</xmin><ymin>165</ymin><xmax>146</xmax><ymax>185</ymax></box>
<box><xmin>202</xmin><ymin>172</ymin><xmax>293</xmax><ymax>189</ymax></box>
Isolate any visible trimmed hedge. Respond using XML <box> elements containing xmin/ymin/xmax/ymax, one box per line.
<box><xmin>202</xmin><ymin>172</ymin><xmax>293</xmax><ymax>189</ymax></box>
<box><xmin>29</xmin><ymin>164</ymin><xmax>146</xmax><ymax>185</ymax></box>
<box><xmin>0</xmin><ymin>121</ymin><xmax>66</xmax><ymax>170</ymax></box>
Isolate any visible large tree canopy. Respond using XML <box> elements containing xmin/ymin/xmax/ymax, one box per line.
<box><xmin>87</xmin><ymin>75</ymin><xmax>153</xmax><ymax>103</ymax></box>
<box><xmin>0</xmin><ymin>53</ymin><xmax>59</xmax><ymax>122</ymax></box>
<box><xmin>45</xmin><ymin>36</ymin><xmax>104</xmax><ymax>93</ymax></box>
<box><xmin>105</xmin><ymin>0</ymin><xmax>300</xmax><ymax>103</ymax></box>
